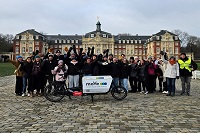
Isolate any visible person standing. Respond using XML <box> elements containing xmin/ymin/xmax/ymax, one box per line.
<box><xmin>9</xmin><ymin>55</ymin><xmax>24</xmax><ymax>96</ymax></box>
<box><xmin>120</xmin><ymin>58</ymin><xmax>129</xmax><ymax>91</ymax></box>
<box><xmin>20</xmin><ymin>57</ymin><xmax>33</xmax><ymax>97</ymax></box>
<box><xmin>109</xmin><ymin>57</ymin><xmax>121</xmax><ymax>86</ymax></box>
<box><xmin>138</xmin><ymin>59</ymin><xmax>148</xmax><ymax>93</ymax></box>
<box><xmin>162</xmin><ymin>55</ymin><xmax>179</xmax><ymax>96</ymax></box>
<box><xmin>178</xmin><ymin>53</ymin><xmax>198</xmax><ymax>96</ymax></box>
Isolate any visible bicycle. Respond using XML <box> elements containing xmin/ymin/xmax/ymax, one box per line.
<box><xmin>44</xmin><ymin>75</ymin><xmax>127</xmax><ymax>102</ymax></box>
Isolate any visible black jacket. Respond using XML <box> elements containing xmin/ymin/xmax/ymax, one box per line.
<box><xmin>120</xmin><ymin>63</ymin><xmax>129</xmax><ymax>78</ymax></box>
<box><xmin>42</xmin><ymin>60</ymin><xmax>57</xmax><ymax>76</ymax></box>
<box><xmin>129</xmin><ymin>63</ymin><xmax>139</xmax><ymax>78</ymax></box>
<box><xmin>109</xmin><ymin>62</ymin><xmax>120</xmax><ymax>78</ymax></box>
<box><xmin>21</xmin><ymin>61</ymin><xmax>33</xmax><ymax>77</ymax></box>
<box><xmin>98</xmin><ymin>61</ymin><xmax>110</xmax><ymax>75</ymax></box>
<box><xmin>67</xmin><ymin>62</ymin><xmax>80</xmax><ymax>75</ymax></box>
<box><xmin>138</xmin><ymin>64</ymin><xmax>148</xmax><ymax>81</ymax></box>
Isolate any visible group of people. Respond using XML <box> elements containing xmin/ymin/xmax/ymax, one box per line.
<box><xmin>9</xmin><ymin>45</ymin><xmax>198</xmax><ymax>97</ymax></box>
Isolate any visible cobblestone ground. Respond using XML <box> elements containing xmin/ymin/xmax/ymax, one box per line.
<box><xmin>0</xmin><ymin>75</ymin><xmax>200</xmax><ymax>133</ymax></box>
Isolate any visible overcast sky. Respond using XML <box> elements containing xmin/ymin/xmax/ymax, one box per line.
<box><xmin>0</xmin><ymin>0</ymin><xmax>200</xmax><ymax>36</ymax></box>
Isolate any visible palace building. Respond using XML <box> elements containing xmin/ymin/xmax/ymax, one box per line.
<box><xmin>13</xmin><ymin>21</ymin><xmax>181</xmax><ymax>60</ymax></box>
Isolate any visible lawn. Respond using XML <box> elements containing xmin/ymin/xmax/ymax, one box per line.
<box><xmin>197</xmin><ymin>63</ymin><xmax>200</xmax><ymax>70</ymax></box>
<box><xmin>0</xmin><ymin>62</ymin><xmax>15</xmax><ymax>77</ymax></box>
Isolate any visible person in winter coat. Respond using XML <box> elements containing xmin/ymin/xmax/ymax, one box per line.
<box><xmin>129</xmin><ymin>57</ymin><xmax>140</xmax><ymax>93</ymax></box>
<box><xmin>53</xmin><ymin>60</ymin><xmax>68</xmax><ymax>83</ymax></box>
<box><xmin>145</xmin><ymin>56</ymin><xmax>158</xmax><ymax>94</ymax></box>
<box><xmin>42</xmin><ymin>54</ymin><xmax>57</xmax><ymax>86</ymax></box>
<box><xmin>31</xmin><ymin>55</ymin><xmax>43</xmax><ymax>96</ymax></box>
<box><xmin>67</xmin><ymin>58</ymin><xmax>80</xmax><ymax>88</ymax></box>
<box><xmin>138</xmin><ymin>59</ymin><xmax>148</xmax><ymax>93</ymax></box>
<box><xmin>120</xmin><ymin>58</ymin><xmax>129</xmax><ymax>91</ymax></box>
<box><xmin>82</xmin><ymin>57</ymin><xmax>97</xmax><ymax>76</ymax></box>
<box><xmin>157</xmin><ymin>59</ymin><xmax>164</xmax><ymax>92</ymax></box>
<box><xmin>109</xmin><ymin>57</ymin><xmax>121</xmax><ymax>86</ymax></box>
<box><xmin>178</xmin><ymin>53</ymin><xmax>198</xmax><ymax>96</ymax></box>
<box><xmin>162</xmin><ymin>55</ymin><xmax>179</xmax><ymax>96</ymax></box>
<box><xmin>20</xmin><ymin>57</ymin><xmax>33</xmax><ymax>97</ymax></box>
<box><xmin>9</xmin><ymin>55</ymin><xmax>24</xmax><ymax>96</ymax></box>
<box><xmin>98</xmin><ymin>55</ymin><xmax>110</xmax><ymax>76</ymax></box>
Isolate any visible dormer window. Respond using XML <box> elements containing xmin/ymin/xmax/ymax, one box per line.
<box><xmin>59</xmin><ymin>40</ymin><xmax>62</xmax><ymax>43</ymax></box>
<box><xmin>119</xmin><ymin>40</ymin><xmax>121</xmax><ymax>44</ymax></box>
<box><xmin>71</xmin><ymin>40</ymin><xmax>74</xmax><ymax>43</ymax></box>
<box><xmin>36</xmin><ymin>35</ymin><xmax>39</xmax><ymax>39</ymax></box>
<box><xmin>91</xmin><ymin>34</ymin><xmax>94</xmax><ymax>38</ymax></box>
<box><xmin>127</xmin><ymin>40</ymin><xmax>129</xmax><ymax>44</ymax></box>
<box><xmin>55</xmin><ymin>40</ymin><xmax>57</xmax><ymax>43</ymax></box>
<box><xmin>63</xmin><ymin>40</ymin><xmax>66</xmax><ymax>43</ymax></box>
<box><xmin>123</xmin><ymin>40</ymin><xmax>126</xmax><ymax>44</ymax></box>
<box><xmin>103</xmin><ymin>34</ymin><xmax>106</xmax><ymax>38</ymax></box>
<box><xmin>76</xmin><ymin>40</ymin><xmax>78</xmax><ymax>43</ymax></box>
<box><xmin>139</xmin><ymin>40</ymin><xmax>141</xmax><ymax>44</ymax></box>
<box><xmin>16</xmin><ymin>35</ymin><xmax>19</xmax><ymax>39</ymax></box>
<box><xmin>135</xmin><ymin>40</ymin><xmax>137</xmax><ymax>44</ymax></box>
<box><xmin>131</xmin><ymin>40</ymin><xmax>133</xmax><ymax>43</ymax></box>
<box><xmin>156</xmin><ymin>36</ymin><xmax>160</xmax><ymax>40</ymax></box>
<box><xmin>67</xmin><ymin>40</ymin><xmax>70</xmax><ymax>43</ymax></box>
<box><xmin>175</xmin><ymin>36</ymin><xmax>178</xmax><ymax>40</ymax></box>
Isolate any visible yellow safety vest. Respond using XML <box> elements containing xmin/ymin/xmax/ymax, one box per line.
<box><xmin>178</xmin><ymin>58</ymin><xmax>191</xmax><ymax>72</ymax></box>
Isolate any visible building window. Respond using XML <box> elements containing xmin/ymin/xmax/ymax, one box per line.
<box><xmin>59</xmin><ymin>45</ymin><xmax>62</xmax><ymax>48</ymax></box>
<box><xmin>15</xmin><ymin>47</ymin><xmax>19</xmax><ymax>53</ymax></box>
<box><xmin>16</xmin><ymin>35</ymin><xmax>19</xmax><ymax>39</ymax></box>
<box><xmin>114</xmin><ymin>45</ymin><xmax>117</xmax><ymax>48</ymax></box>
<box><xmin>119</xmin><ymin>40</ymin><xmax>121</xmax><ymax>43</ymax></box>
<box><xmin>71</xmin><ymin>40</ymin><xmax>74</xmax><ymax>43</ymax></box>
<box><xmin>63</xmin><ymin>40</ymin><xmax>66</xmax><ymax>43</ymax></box>
<box><xmin>175</xmin><ymin>47</ymin><xmax>179</xmax><ymax>54</ymax></box>
<box><xmin>135</xmin><ymin>50</ymin><xmax>138</xmax><ymax>55</ymax></box>
<box><xmin>97</xmin><ymin>49</ymin><xmax>100</xmax><ymax>54</ymax></box>
<box><xmin>22</xmin><ymin>47</ymin><xmax>25</xmax><ymax>53</ymax></box>
<box><xmin>76</xmin><ymin>40</ymin><xmax>78</xmax><ymax>43</ymax></box>
<box><xmin>108</xmin><ymin>45</ymin><xmax>112</xmax><ymax>48</ymax></box>
<box><xmin>123</xmin><ymin>45</ymin><xmax>125</xmax><ymax>48</ymax></box>
<box><xmin>59</xmin><ymin>40</ymin><xmax>62</xmax><ymax>43</ymax></box>
<box><xmin>175</xmin><ymin>42</ymin><xmax>179</xmax><ymax>46</ymax></box>
<box><xmin>131</xmin><ymin>50</ymin><xmax>133</xmax><ymax>54</ymax></box>
<box><xmin>163</xmin><ymin>47</ymin><xmax>166</xmax><ymax>52</ymax></box>
<box><xmin>156</xmin><ymin>42</ymin><xmax>160</xmax><ymax>46</ymax></box>
<box><xmin>91</xmin><ymin>34</ymin><xmax>94</xmax><ymax>38</ymax></box>
<box><xmin>135</xmin><ymin>45</ymin><xmax>138</xmax><ymax>48</ymax></box>
<box><xmin>29</xmin><ymin>47</ymin><xmax>33</xmax><ymax>53</ymax></box>
<box><xmin>118</xmin><ymin>45</ymin><xmax>121</xmax><ymax>48</ymax></box>
<box><xmin>55</xmin><ymin>40</ymin><xmax>57</xmax><ymax>43</ymax></box>
<box><xmin>139</xmin><ymin>40</ymin><xmax>141</xmax><ymax>44</ymax></box>
<box><xmin>114</xmin><ymin>50</ymin><xmax>117</xmax><ymax>55</ymax></box>
<box><xmin>156</xmin><ymin>36</ymin><xmax>160</xmax><ymax>40</ymax></box>
<box><xmin>29</xmin><ymin>41</ymin><xmax>33</xmax><ymax>45</ymax></box>
<box><xmin>127</xmin><ymin>40</ymin><xmax>129</xmax><ymax>44</ymax></box>
<box><xmin>35</xmin><ymin>46</ymin><xmax>39</xmax><ymax>51</ymax></box>
<box><xmin>119</xmin><ymin>50</ymin><xmax>122</xmax><ymax>54</ymax></box>
<box><xmin>103</xmin><ymin>34</ymin><xmax>106</xmax><ymax>38</ymax></box>
<box><xmin>54</xmin><ymin>45</ymin><xmax>58</xmax><ymax>48</ymax></box>
<box><xmin>16</xmin><ymin>42</ymin><xmax>19</xmax><ymax>45</ymax></box>
<box><xmin>139</xmin><ymin>50</ymin><xmax>142</xmax><ymax>55</ymax></box>
<box><xmin>123</xmin><ymin>40</ymin><xmax>125</xmax><ymax>44</ymax></box>
<box><xmin>35</xmin><ymin>42</ymin><xmax>39</xmax><ymax>45</ymax></box>
<box><xmin>135</xmin><ymin>40</ymin><xmax>137</xmax><ymax>44</ymax></box>
<box><xmin>36</xmin><ymin>35</ymin><xmax>39</xmax><ymax>39</ymax></box>
<box><xmin>175</xmin><ymin>36</ymin><xmax>178</xmax><ymax>40</ymax></box>
<box><xmin>67</xmin><ymin>40</ymin><xmax>70</xmax><ymax>43</ymax></box>
<box><xmin>131</xmin><ymin>40</ymin><xmax>133</xmax><ymax>44</ymax></box>
<box><xmin>169</xmin><ymin>47</ymin><xmax>172</xmax><ymax>54</ymax></box>
<box><xmin>156</xmin><ymin>47</ymin><xmax>160</xmax><ymax>54</ymax></box>
<box><xmin>123</xmin><ymin>50</ymin><xmax>125</xmax><ymax>54</ymax></box>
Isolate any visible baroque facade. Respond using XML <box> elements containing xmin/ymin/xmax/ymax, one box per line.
<box><xmin>13</xmin><ymin>21</ymin><xmax>180</xmax><ymax>60</ymax></box>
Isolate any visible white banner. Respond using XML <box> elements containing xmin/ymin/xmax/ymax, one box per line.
<box><xmin>82</xmin><ymin>76</ymin><xmax>113</xmax><ymax>93</ymax></box>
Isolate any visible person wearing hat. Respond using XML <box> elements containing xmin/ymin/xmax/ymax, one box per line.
<box><xmin>97</xmin><ymin>55</ymin><xmax>110</xmax><ymax>75</ymax></box>
<box><xmin>41</xmin><ymin>54</ymin><xmax>57</xmax><ymax>87</ymax></box>
<box><xmin>53</xmin><ymin>49</ymin><xmax>64</xmax><ymax>64</ymax></box>
<box><xmin>161</xmin><ymin>54</ymin><xmax>179</xmax><ymax>96</ymax></box>
<box><xmin>53</xmin><ymin>60</ymin><xmax>68</xmax><ymax>82</ymax></box>
<box><xmin>178</xmin><ymin>53</ymin><xmax>197</xmax><ymax>96</ymax></box>
<box><xmin>31</xmin><ymin>55</ymin><xmax>43</xmax><ymax>96</ymax></box>
<box><xmin>20</xmin><ymin>57</ymin><xmax>33</xmax><ymax>97</ymax></box>
<box><xmin>108</xmin><ymin>54</ymin><xmax>113</xmax><ymax>63</ymax></box>
<box><xmin>9</xmin><ymin>55</ymin><xmax>24</xmax><ymax>96</ymax></box>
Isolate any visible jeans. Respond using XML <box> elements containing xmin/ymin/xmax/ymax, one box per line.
<box><xmin>166</xmin><ymin>78</ymin><xmax>176</xmax><ymax>94</ymax></box>
<box><xmin>68</xmin><ymin>75</ymin><xmax>79</xmax><ymax>88</ymax></box>
<box><xmin>120</xmin><ymin>78</ymin><xmax>128</xmax><ymax>91</ymax></box>
<box><xmin>112</xmin><ymin>77</ymin><xmax>119</xmax><ymax>88</ymax></box>
<box><xmin>23</xmin><ymin>77</ymin><xmax>31</xmax><ymax>94</ymax></box>
<box><xmin>180</xmin><ymin>76</ymin><xmax>191</xmax><ymax>94</ymax></box>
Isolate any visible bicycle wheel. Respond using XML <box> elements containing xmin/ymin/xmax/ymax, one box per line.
<box><xmin>111</xmin><ymin>86</ymin><xmax>127</xmax><ymax>100</ymax></box>
<box><xmin>44</xmin><ymin>83</ymin><xmax>65</xmax><ymax>102</ymax></box>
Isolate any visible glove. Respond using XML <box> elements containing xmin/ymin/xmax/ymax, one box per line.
<box><xmin>106</xmin><ymin>49</ymin><xmax>109</xmax><ymax>53</ymax></box>
<box><xmin>154</xmin><ymin>60</ymin><xmax>158</xmax><ymax>65</ymax></box>
<box><xmin>176</xmin><ymin>76</ymin><xmax>179</xmax><ymax>79</ymax></box>
<box><xmin>80</xmin><ymin>48</ymin><xmax>83</xmax><ymax>52</ymax></box>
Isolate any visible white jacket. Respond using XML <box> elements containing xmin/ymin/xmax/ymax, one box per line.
<box><xmin>162</xmin><ymin>56</ymin><xmax>179</xmax><ymax>78</ymax></box>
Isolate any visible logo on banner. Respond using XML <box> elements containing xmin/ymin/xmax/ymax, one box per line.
<box><xmin>86</xmin><ymin>81</ymin><xmax>107</xmax><ymax>86</ymax></box>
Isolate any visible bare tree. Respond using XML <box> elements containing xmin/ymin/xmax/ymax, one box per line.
<box><xmin>171</xmin><ymin>29</ymin><xmax>189</xmax><ymax>47</ymax></box>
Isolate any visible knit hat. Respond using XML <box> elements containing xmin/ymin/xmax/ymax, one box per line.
<box><xmin>34</xmin><ymin>55</ymin><xmax>40</xmax><ymax>59</ymax></box>
<box><xmin>58</xmin><ymin>60</ymin><xmax>64</xmax><ymax>64</ymax></box>
<box><xmin>48</xmin><ymin>54</ymin><xmax>54</xmax><ymax>57</ymax></box>
<box><xmin>56</xmin><ymin>50</ymin><xmax>61</xmax><ymax>53</ymax></box>
<box><xmin>148</xmin><ymin>56</ymin><xmax>152</xmax><ymax>59</ymax></box>
<box><xmin>16</xmin><ymin>55</ymin><xmax>22</xmax><ymax>60</ymax></box>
